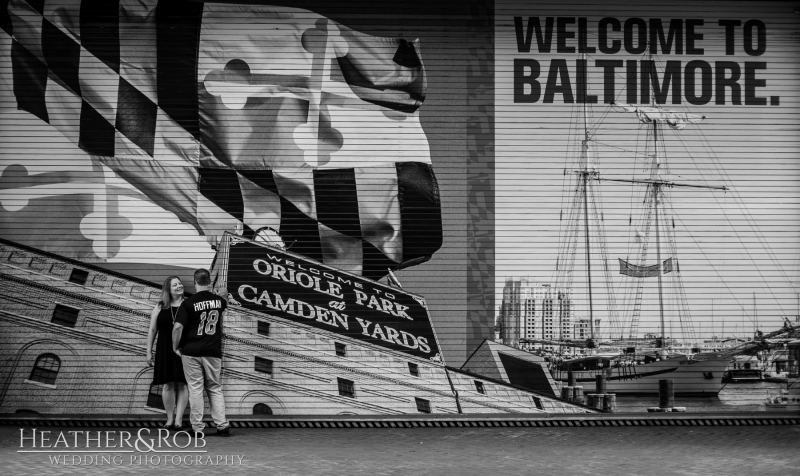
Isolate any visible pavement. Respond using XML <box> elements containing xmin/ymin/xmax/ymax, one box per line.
<box><xmin>2</xmin><ymin>423</ymin><xmax>799</xmax><ymax>475</ymax></box>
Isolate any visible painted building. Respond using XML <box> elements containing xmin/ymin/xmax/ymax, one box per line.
<box><xmin>0</xmin><ymin>239</ymin><xmax>595</xmax><ymax>415</ymax></box>
<box><xmin>574</xmin><ymin>318</ymin><xmax>602</xmax><ymax>341</ymax></box>
<box><xmin>499</xmin><ymin>278</ymin><xmax>573</xmax><ymax>348</ymax></box>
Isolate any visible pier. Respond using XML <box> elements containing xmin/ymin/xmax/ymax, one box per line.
<box><xmin>2</xmin><ymin>414</ymin><xmax>798</xmax><ymax>475</ymax></box>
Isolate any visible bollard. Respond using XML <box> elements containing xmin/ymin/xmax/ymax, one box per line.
<box><xmin>595</xmin><ymin>374</ymin><xmax>607</xmax><ymax>394</ymax></box>
<box><xmin>659</xmin><ymin>379</ymin><xmax>675</xmax><ymax>409</ymax></box>
<box><xmin>573</xmin><ymin>386</ymin><xmax>584</xmax><ymax>404</ymax></box>
<box><xmin>603</xmin><ymin>394</ymin><xmax>617</xmax><ymax>413</ymax></box>
<box><xmin>586</xmin><ymin>394</ymin><xmax>604</xmax><ymax>410</ymax></box>
<box><xmin>561</xmin><ymin>386</ymin><xmax>573</xmax><ymax>401</ymax></box>
<box><xmin>568</xmin><ymin>370</ymin><xmax>576</xmax><ymax>387</ymax></box>
<box><xmin>594</xmin><ymin>394</ymin><xmax>605</xmax><ymax>411</ymax></box>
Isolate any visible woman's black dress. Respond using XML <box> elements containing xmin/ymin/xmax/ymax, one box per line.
<box><xmin>152</xmin><ymin>306</ymin><xmax>187</xmax><ymax>385</ymax></box>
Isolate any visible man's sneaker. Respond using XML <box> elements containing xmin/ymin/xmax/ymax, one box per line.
<box><xmin>216</xmin><ymin>427</ymin><xmax>231</xmax><ymax>437</ymax></box>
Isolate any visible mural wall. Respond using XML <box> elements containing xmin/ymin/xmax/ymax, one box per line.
<box><xmin>1</xmin><ymin>0</ymin><xmax>799</xmax><ymax>415</ymax></box>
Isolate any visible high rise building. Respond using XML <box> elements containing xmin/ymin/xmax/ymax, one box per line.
<box><xmin>574</xmin><ymin>318</ymin><xmax>602</xmax><ymax>341</ymax></box>
<box><xmin>498</xmin><ymin>278</ymin><xmax>573</xmax><ymax>348</ymax></box>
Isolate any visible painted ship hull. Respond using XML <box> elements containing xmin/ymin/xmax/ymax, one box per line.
<box><xmin>552</xmin><ymin>354</ymin><xmax>732</xmax><ymax>396</ymax></box>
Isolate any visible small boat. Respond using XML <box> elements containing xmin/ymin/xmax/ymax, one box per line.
<box><xmin>762</xmin><ymin>347</ymin><xmax>791</xmax><ymax>383</ymax></box>
<box><xmin>722</xmin><ymin>355</ymin><xmax>764</xmax><ymax>383</ymax></box>
<box><xmin>722</xmin><ymin>368</ymin><xmax>762</xmax><ymax>383</ymax></box>
<box><xmin>764</xmin><ymin>340</ymin><xmax>800</xmax><ymax>410</ymax></box>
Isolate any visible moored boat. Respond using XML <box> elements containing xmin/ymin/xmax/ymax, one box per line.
<box><xmin>763</xmin><ymin>347</ymin><xmax>791</xmax><ymax>383</ymax></box>
<box><xmin>764</xmin><ymin>340</ymin><xmax>800</xmax><ymax>410</ymax></box>
<box><xmin>722</xmin><ymin>354</ymin><xmax>765</xmax><ymax>383</ymax></box>
<box><xmin>551</xmin><ymin>351</ymin><xmax>730</xmax><ymax>396</ymax></box>
<box><xmin>537</xmin><ymin>52</ymin><xmax>799</xmax><ymax>399</ymax></box>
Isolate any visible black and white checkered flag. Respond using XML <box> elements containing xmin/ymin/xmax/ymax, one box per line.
<box><xmin>2</xmin><ymin>0</ymin><xmax>442</xmax><ymax>280</ymax></box>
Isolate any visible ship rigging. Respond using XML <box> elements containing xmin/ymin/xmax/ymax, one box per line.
<box><xmin>552</xmin><ymin>52</ymin><xmax>793</xmax><ymax>353</ymax></box>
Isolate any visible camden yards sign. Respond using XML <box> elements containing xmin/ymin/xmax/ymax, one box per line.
<box><xmin>225</xmin><ymin>239</ymin><xmax>443</xmax><ymax>362</ymax></box>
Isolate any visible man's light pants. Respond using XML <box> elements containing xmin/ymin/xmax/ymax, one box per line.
<box><xmin>181</xmin><ymin>355</ymin><xmax>229</xmax><ymax>432</ymax></box>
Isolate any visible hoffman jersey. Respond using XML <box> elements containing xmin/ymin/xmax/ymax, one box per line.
<box><xmin>175</xmin><ymin>290</ymin><xmax>227</xmax><ymax>358</ymax></box>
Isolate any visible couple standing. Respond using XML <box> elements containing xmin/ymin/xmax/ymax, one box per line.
<box><xmin>146</xmin><ymin>269</ymin><xmax>230</xmax><ymax>436</ymax></box>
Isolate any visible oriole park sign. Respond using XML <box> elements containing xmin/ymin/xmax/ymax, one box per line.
<box><xmin>224</xmin><ymin>237</ymin><xmax>443</xmax><ymax>362</ymax></box>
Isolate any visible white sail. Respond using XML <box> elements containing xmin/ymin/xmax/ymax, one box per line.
<box><xmin>611</xmin><ymin>103</ymin><xmax>705</xmax><ymax>130</ymax></box>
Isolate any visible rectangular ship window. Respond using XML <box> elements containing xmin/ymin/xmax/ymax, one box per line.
<box><xmin>51</xmin><ymin>304</ymin><xmax>79</xmax><ymax>327</ymax></box>
<box><xmin>335</xmin><ymin>342</ymin><xmax>347</xmax><ymax>357</ymax></box>
<box><xmin>474</xmin><ymin>381</ymin><xmax>485</xmax><ymax>394</ymax></box>
<box><xmin>68</xmin><ymin>269</ymin><xmax>89</xmax><ymax>285</ymax></box>
<box><xmin>415</xmin><ymin>397</ymin><xmax>431</xmax><ymax>413</ymax></box>
<box><xmin>408</xmin><ymin>362</ymin><xmax>419</xmax><ymax>377</ymax></box>
<box><xmin>257</xmin><ymin>321</ymin><xmax>270</xmax><ymax>336</ymax></box>
<box><xmin>337</xmin><ymin>378</ymin><xmax>355</xmax><ymax>398</ymax></box>
<box><xmin>255</xmin><ymin>357</ymin><xmax>273</xmax><ymax>375</ymax></box>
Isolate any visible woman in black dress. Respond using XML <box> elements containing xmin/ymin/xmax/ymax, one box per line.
<box><xmin>146</xmin><ymin>276</ymin><xmax>188</xmax><ymax>429</ymax></box>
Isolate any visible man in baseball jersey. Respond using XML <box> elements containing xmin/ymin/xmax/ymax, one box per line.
<box><xmin>172</xmin><ymin>268</ymin><xmax>230</xmax><ymax>436</ymax></box>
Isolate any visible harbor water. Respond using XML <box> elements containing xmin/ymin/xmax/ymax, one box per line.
<box><xmin>614</xmin><ymin>381</ymin><xmax>784</xmax><ymax>413</ymax></box>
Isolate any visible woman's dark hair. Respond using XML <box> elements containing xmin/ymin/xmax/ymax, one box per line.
<box><xmin>160</xmin><ymin>276</ymin><xmax>183</xmax><ymax>309</ymax></box>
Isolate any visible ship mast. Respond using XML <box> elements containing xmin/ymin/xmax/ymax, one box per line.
<box><xmin>597</xmin><ymin>51</ymin><xmax>727</xmax><ymax>347</ymax></box>
<box><xmin>649</xmin><ymin>53</ymin><xmax>667</xmax><ymax>347</ymax></box>
<box><xmin>555</xmin><ymin>52</ymin><xmax>622</xmax><ymax>349</ymax></box>
<box><xmin>653</xmin><ymin>178</ymin><xmax>666</xmax><ymax>345</ymax></box>
<box><xmin>582</xmin><ymin>162</ymin><xmax>595</xmax><ymax>340</ymax></box>
<box><xmin>602</xmin><ymin>53</ymin><xmax>725</xmax><ymax>348</ymax></box>
<box><xmin>580</xmin><ymin>51</ymin><xmax>596</xmax><ymax>341</ymax></box>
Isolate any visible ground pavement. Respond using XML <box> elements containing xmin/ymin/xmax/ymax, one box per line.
<box><xmin>1</xmin><ymin>423</ymin><xmax>798</xmax><ymax>475</ymax></box>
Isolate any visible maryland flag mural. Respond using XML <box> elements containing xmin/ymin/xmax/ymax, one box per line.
<box><xmin>0</xmin><ymin>0</ymin><xmax>442</xmax><ymax>279</ymax></box>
